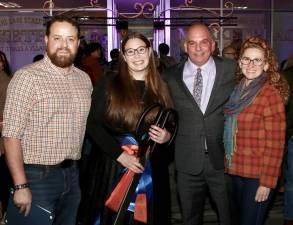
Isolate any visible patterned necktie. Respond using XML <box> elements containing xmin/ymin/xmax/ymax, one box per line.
<box><xmin>193</xmin><ymin>68</ymin><xmax>203</xmax><ymax>106</ymax></box>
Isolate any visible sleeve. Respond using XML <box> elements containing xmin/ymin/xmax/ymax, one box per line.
<box><xmin>260</xmin><ymin>90</ymin><xmax>286</xmax><ymax>188</ymax></box>
<box><xmin>2</xmin><ymin>70</ymin><xmax>35</xmax><ymax>139</ymax></box>
<box><xmin>86</xmin><ymin>75</ymin><xmax>123</xmax><ymax>159</ymax></box>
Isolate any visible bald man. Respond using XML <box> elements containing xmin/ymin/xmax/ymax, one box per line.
<box><xmin>162</xmin><ymin>24</ymin><xmax>236</xmax><ymax>225</ymax></box>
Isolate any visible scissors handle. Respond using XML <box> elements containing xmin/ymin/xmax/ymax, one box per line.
<box><xmin>112</xmin><ymin>103</ymin><xmax>178</xmax><ymax>225</ymax></box>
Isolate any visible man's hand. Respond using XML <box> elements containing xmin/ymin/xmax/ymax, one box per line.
<box><xmin>13</xmin><ymin>188</ymin><xmax>32</xmax><ymax>216</ymax></box>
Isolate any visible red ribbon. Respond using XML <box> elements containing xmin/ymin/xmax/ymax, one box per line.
<box><xmin>105</xmin><ymin>144</ymin><xmax>148</xmax><ymax>223</ymax></box>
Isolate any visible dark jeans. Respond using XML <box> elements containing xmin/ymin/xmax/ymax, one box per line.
<box><xmin>230</xmin><ymin>175</ymin><xmax>273</xmax><ymax>225</ymax></box>
<box><xmin>7</xmin><ymin>162</ymin><xmax>81</xmax><ymax>225</ymax></box>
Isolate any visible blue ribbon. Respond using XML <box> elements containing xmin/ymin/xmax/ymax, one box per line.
<box><xmin>119</xmin><ymin>136</ymin><xmax>153</xmax><ymax>213</ymax></box>
<box><xmin>93</xmin><ymin>214</ymin><xmax>101</xmax><ymax>225</ymax></box>
<box><xmin>93</xmin><ymin>136</ymin><xmax>153</xmax><ymax>225</ymax></box>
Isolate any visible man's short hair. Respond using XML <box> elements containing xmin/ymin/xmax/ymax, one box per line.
<box><xmin>84</xmin><ymin>42</ymin><xmax>103</xmax><ymax>56</ymax></box>
<box><xmin>222</xmin><ymin>45</ymin><xmax>237</xmax><ymax>59</ymax></box>
<box><xmin>159</xmin><ymin>43</ymin><xmax>170</xmax><ymax>55</ymax></box>
<box><xmin>46</xmin><ymin>15</ymin><xmax>80</xmax><ymax>38</ymax></box>
<box><xmin>33</xmin><ymin>54</ymin><xmax>44</xmax><ymax>62</ymax></box>
<box><xmin>110</xmin><ymin>48</ymin><xmax>119</xmax><ymax>59</ymax></box>
<box><xmin>222</xmin><ymin>45</ymin><xmax>236</xmax><ymax>54</ymax></box>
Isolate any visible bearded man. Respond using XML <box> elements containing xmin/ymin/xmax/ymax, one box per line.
<box><xmin>2</xmin><ymin>16</ymin><xmax>92</xmax><ymax>225</ymax></box>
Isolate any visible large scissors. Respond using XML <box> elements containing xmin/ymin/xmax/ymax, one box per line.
<box><xmin>105</xmin><ymin>103</ymin><xmax>178</xmax><ymax>225</ymax></box>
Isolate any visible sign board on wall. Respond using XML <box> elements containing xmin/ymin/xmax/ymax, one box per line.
<box><xmin>0</xmin><ymin>12</ymin><xmax>46</xmax><ymax>73</ymax></box>
<box><xmin>0</xmin><ymin>13</ymin><xmax>109</xmax><ymax>72</ymax></box>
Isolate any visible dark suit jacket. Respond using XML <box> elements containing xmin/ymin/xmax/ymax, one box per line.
<box><xmin>162</xmin><ymin>56</ymin><xmax>236</xmax><ymax>175</ymax></box>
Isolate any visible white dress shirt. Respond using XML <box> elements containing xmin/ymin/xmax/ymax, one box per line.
<box><xmin>183</xmin><ymin>57</ymin><xmax>216</xmax><ymax>114</ymax></box>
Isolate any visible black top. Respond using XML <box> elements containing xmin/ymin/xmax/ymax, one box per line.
<box><xmin>86</xmin><ymin>74</ymin><xmax>145</xmax><ymax>159</ymax></box>
<box><xmin>79</xmin><ymin>74</ymin><xmax>172</xmax><ymax>225</ymax></box>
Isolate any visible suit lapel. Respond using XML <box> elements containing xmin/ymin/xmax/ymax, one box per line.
<box><xmin>204</xmin><ymin>57</ymin><xmax>223</xmax><ymax>115</ymax></box>
<box><xmin>175</xmin><ymin>62</ymin><xmax>202</xmax><ymax>111</ymax></box>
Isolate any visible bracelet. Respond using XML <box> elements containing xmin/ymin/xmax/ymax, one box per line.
<box><xmin>14</xmin><ymin>183</ymin><xmax>29</xmax><ymax>191</ymax></box>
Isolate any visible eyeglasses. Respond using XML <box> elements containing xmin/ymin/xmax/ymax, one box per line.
<box><xmin>124</xmin><ymin>46</ymin><xmax>147</xmax><ymax>56</ymax></box>
<box><xmin>240</xmin><ymin>57</ymin><xmax>265</xmax><ymax>66</ymax></box>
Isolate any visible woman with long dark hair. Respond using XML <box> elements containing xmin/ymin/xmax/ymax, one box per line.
<box><xmin>78</xmin><ymin>33</ymin><xmax>174</xmax><ymax>225</ymax></box>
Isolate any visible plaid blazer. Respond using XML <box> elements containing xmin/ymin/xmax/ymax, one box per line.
<box><xmin>225</xmin><ymin>83</ymin><xmax>286</xmax><ymax>188</ymax></box>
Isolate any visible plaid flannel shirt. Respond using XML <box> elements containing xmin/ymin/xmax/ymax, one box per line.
<box><xmin>2</xmin><ymin>55</ymin><xmax>92</xmax><ymax>165</ymax></box>
<box><xmin>225</xmin><ymin>83</ymin><xmax>286</xmax><ymax>188</ymax></box>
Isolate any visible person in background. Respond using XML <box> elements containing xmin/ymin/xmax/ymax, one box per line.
<box><xmin>82</xmin><ymin>42</ymin><xmax>103</xmax><ymax>85</ymax></box>
<box><xmin>158</xmin><ymin>43</ymin><xmax>177</xmax><ymax>69</ymax></box>
<box><xmin>107</xmin><ymin>48</ymin><xmax>119</xmax><ymax>73</ymax></box>
<box><xmin>2</xmin><ymin>15</ymin><xmax>92</xmax><ymax>225</ymax></box>
<box><xmin>283</xmin><ymin>57</ymin><xmax>293</xmax><ymax>225</ymax></box>
<box><xmin>224</xmin><ymin>36</ymin><xmax>289</xmax><ymax>225</ymax></box>
<box><xmin>74</xmin><ymin>36</ymin><xmax>88</xmax><ymax>70</ymax></box>
<box><xmin>283</xmin><ymin>55</ymin><xmax>293</xmax><ymax>71</ymax></box>
<box><xmin>78</xmin><ymin>32</ymin><xmax>174</xmax><ymax>225</ymax></box>
<box><xmin>212</xmin><ymin>41</ymin><xmax>220</xmax><ymax>57</ymax></box>
<box><xmin>280</xmin><ymin>59</ymin><xmax>288</xmax><ymax>71</ymax></box>
<box><xmin>153</xmin><ymin>50</ymin><xmax>166</xmax><ymax>73</ymax></box>
<box><xmin>0</xmin><ymin>50</ymin><xmax>12</xmax><ymax>225</ymax></box>
<box><xmin>222</xmin><ymin>45</ymin><xmax>238</xmax><ymax>60</ymax></box>
<box><xmin>91</xmin><ymin>42</ymin><xmax>108</xmax><ymax>73</ymax></box>
<box><xmin>162</xmin><ymin>23</ymin><xmax>235</xmax><ymax>225</ymax></box>
<box><xmin>0</xmin><ymin>51</ymin><xmax>11</xmax><ymax>76</ymax></box>
<box><xmin>32</xmin><ymin>54</ymin><xmax>44</xmax><ymax>62</ymax></box>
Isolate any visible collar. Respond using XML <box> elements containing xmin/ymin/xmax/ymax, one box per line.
<box><xmin>186</xmin><ymin>56</ymin><xmax>214</xmax><ymax>74</ymax></box>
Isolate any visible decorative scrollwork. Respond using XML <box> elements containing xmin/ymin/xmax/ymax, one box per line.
<box><xmin>41</xmin><ymin>0</ymin><xmax>234</xmax><ymax>30</ymax></box>
<box><xmin>41</xmin><ymin>0</ymin><xmax>116</xmax><ymax>17</ymax></box>
<box><xmin>90</xmin><ymin>0</ymin><xmax>100</xmax><ymax>7</ymax></box>
<box><xmin>160</xmin><ymin>6</ymin><xmax>218</xmax><ymax>17</ymax></box>
<box><xmin>119</xmin><ymin>2</ymin><xmax>155</xmax><ymax>19</ymax></box>
<box><xmin>140</xmin><ymin>2</ymin><xmax>155</xmax><ymax>18</ymax></box>
<box><xmin>43</xmin><ymin>0</ymin><xmax>54</xmax><ymax>16</ymax></box>
<box><xmin>209</xmin><ymin>23</ymin><xmax>221</xmax><ymax>34</ymax></box>
<box><xmin>185</xmin><ymin>0</ymin><xmax>193</xmax><ymax>6</ymax></box>
<box><xmin>43</xmin><ymin>0</ymin><xmax>54</xmax><ymax>9</ymax></box>
<box><xmin>173</xmin><ymin>0</ymin><xmax>234</xmax><ymax>18</ymax></box>
<box><xmin>223</xmin><ymin>1</ymin><xmax>234</xmax><ymax>17</ymax></box>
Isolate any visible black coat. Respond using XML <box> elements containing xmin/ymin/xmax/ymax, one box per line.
<box><xmin>78</xmin><ymin>74</ymin><xmax>172</xmax><ymax>225</ymax></box>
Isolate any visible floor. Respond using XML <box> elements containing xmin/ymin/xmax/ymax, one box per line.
<box><xmin>168</xmin><ymin>163</ymin><xmax>284</xmax><ymax>225</ymax></box>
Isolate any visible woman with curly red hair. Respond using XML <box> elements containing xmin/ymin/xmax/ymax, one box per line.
<box><xmin>223</xmin><ymin>36</ymin><xmax>289</xmax><ymax>225</ymax></box>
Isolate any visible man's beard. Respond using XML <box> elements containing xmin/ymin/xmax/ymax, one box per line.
<box><xmin>47</xmin><ymin>48</ymin><xmax>76</xmax><ymax>68</ymax></box>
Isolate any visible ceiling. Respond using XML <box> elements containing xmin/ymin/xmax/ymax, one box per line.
<box><xmin>1</xmin><ymin>0</ymin><xmax>293</xmax><ymax>12</ymax></box>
